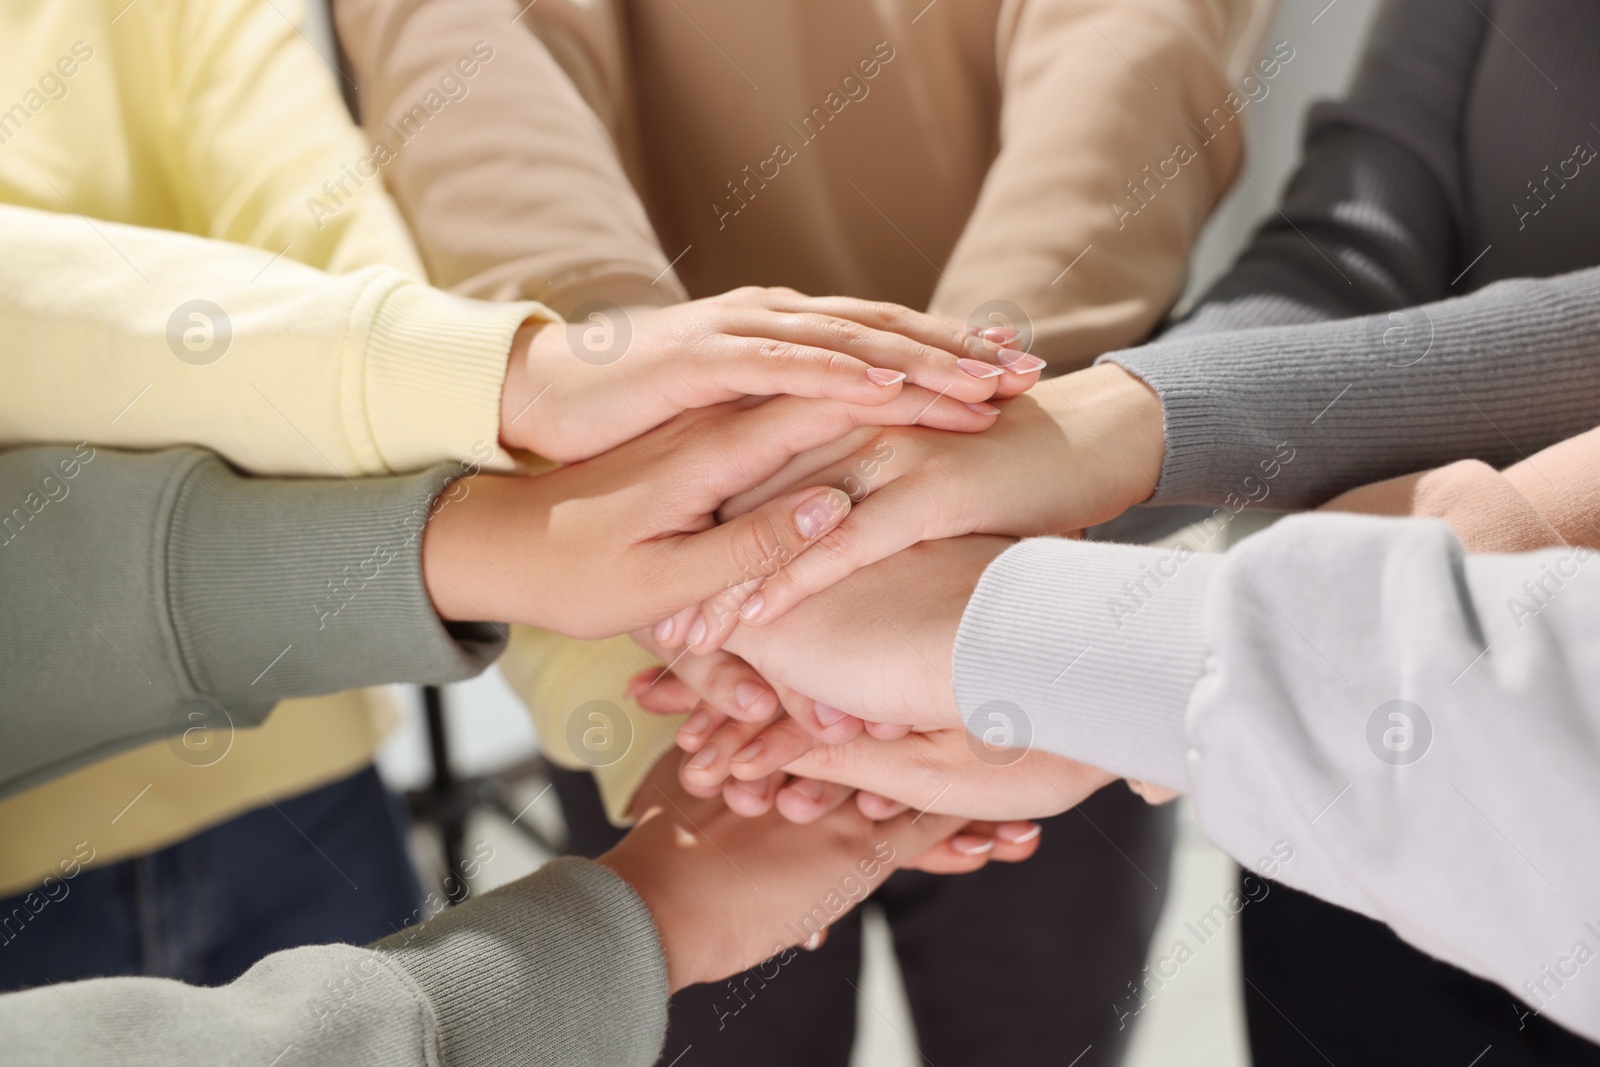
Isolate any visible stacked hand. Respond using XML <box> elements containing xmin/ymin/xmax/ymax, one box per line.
<box><xmin>424</xmin><ymin>289</ymin><xmax>1171</xmax><ymax>978</ymax></box>
<box><xmin>497</xmin><ymin>287</ymin><xmax>1046</xmax><ymax>463</ymax></box>
<box><xmin>621</xmin><ymin>364</ymin><xmax>1173</xmax><ymax>836</ymax></box>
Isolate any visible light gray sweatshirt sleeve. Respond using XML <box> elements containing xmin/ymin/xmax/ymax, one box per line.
<box><xmin>953</xmin><ymin>514</ymin><xmax>1600</xmax><ymax>1042</ymax></box>
<box><xmin>0</xmin><ymin>443</ymin><xmax>506</xmax><ymax>797</ymax></box>
<box><xmin>1</xmin><ymin>856</ymin><xmax>669</xmax><ymax>1067</ymax></box>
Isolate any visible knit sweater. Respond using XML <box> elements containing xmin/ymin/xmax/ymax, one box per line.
<box><xmin>0</xmin><ymin>442</ymin><xmax>668</xmax><ymax>1066</ymax></box>
<box><xmin>954</xmin><ymin>0</ymin><xmax>1600</xmax><ymax>1041</ymax></box>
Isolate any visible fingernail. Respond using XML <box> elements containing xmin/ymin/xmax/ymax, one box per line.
<box><xmin>731</xmin><ymin>739</ymin><xmax>764</xmax><ymax>764</ymax></box>
<box><xmin>739</xmin><ymin>592</ymin><xmax>765</xmax><ymax>621</ymax></box>
<box><xmin>794</xmin><ymin>494</ymin><xmax>839</xmax><ymax>539</ymax></box>
<box><xmin>686</xmin><ymin>743</ymin><xmax>718</xmax><ymax>770</ymax></box>
<box><xmin>997</xmin><ymin>350</ymin><xmax>1046</xmax><ymax>374</ymax></box>
<box><xmin>681</xmin><ymin>708</ymin><xmax>711</xmax><ymax>736</ymax></box>
<box><xmin>653</xmin><ymin>617</ymin><xmax>676</xmax><ymax>643</ymax></box>
<box><xmin>687</xmin><ymin>616</ymin><xmax>708</xmax><ymax>647</ymax></box>
<box><xmin>792</xmin><ymin>777</ymin><xmax>824</xmax><ymax>801</ymax></box>
<box><xmin>866</xmin><ymin>367</ymin><xmax>907</xmax><ymax>387</ymax></box>
<box><xmin>964</xmin><ymin>401</ymin><xmax>1001</xmax><ymax>416</ymax></box>
<box><xmin>980</xmin><ymin>326</ymin><xmax>1020</xmax><ymax>344</ymax></box>
<box><xmin>814</xmin><ymin>703</ymin><xmax>847</xmax><ymax>727</ymax></box>
<box><xmin>732</xmin><ymin>776</ymin><xmax>770</xmax><ymax>800</ymax></box>
<box><xmin>957</xmin><ymin>358</ymin><xmax>1005</xmax><ymax>380</ymax></box>
<box><xmin>950</xmin><ymin>835</ymin><xmax>996</xmax><ymax>856</ymax></box>
<box><xmin>997</xmin><ymin>822</ymin><xmax>1042</xmax><ymax>845</ymax></box>
<box><xmin>735</xmin><ymin>680</ymin><xmax>769</xmax><ymax>710</ymax></box>
<box><xmin>802</xmin><ymin>931</ymin><xmax>825</xmax><ymax>950</ymax></box>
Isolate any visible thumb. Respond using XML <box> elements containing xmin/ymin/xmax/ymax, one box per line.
<box><xmin>656</xmin><ymin>487</ymin><xmax>851</xmax><ymax>624</ymax></box>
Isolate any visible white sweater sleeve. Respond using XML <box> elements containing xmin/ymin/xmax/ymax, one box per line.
<box><xmin>953</xmin><ymin>513</ymin><xmax>1600</xmax><ymax>1041</ymax></box>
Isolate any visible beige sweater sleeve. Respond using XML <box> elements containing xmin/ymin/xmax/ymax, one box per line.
<box><xmin>933</xmin><ymin>0</ymin><xmax>1273</xmax><ymax>368</ymax></box>
<box><xmin>1323</xmin><ymin>425</ymin><xmax>1600</xmax><ymax>553</ymax></box>
<box><xmin>333</xmin><ymin>0</ymin><xmax>685</xmax><ymax>314</ymax></box>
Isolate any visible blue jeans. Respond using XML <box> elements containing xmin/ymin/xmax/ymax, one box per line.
<box><xmin>0</xmin><ymin>765</ymin><xmax>422</xmax><ymax>992</ymax></box>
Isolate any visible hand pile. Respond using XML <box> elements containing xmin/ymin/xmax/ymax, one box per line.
<box><xmin>426</xmin><ymin>288</ymin><xmax>1169</xmax><ymax>989</ymax></box>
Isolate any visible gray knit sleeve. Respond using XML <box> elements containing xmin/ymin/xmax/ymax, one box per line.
<box><xmin>0</xmin><ymin>444</ymin><xmax>505</xmax><ymax>796</ymax></box>
<box><xmin>1</xmin><ymin>857</ymin><xmax>668</xmax><ymax>1067</ymax></box>
<box><xmin>1105</xmin><ymin>265</ymin><xmax>1600</xmax><ymax>508</ymax></box>
<box><xmin>1165</xmin><ymin>0</ymin><xmax>1486</xmax><ymax>338</ymax></box>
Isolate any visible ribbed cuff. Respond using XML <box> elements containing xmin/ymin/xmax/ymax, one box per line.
<box><xmin>377</xmin><ymin>858</ymin><xmax>668</xmax><ymax>1067</ymax></box>
<box><xmin>503</xmin><ymin>628</ymin><xmax>684</xmax><ymax>826</ymax></box>
<box><xmin>952</xmin><ymin>537</ymin><xmax>1214</xmax><ymax>790</ymax></box>
<box><xmin>363</xmin><ymin>282</ymin><xmax>558</xmax><ymax>473</ymax></box>
<box><xmin>163</xmin><ymin>456</ymin><xmax>506</xmax><ymax>717</ymax></box>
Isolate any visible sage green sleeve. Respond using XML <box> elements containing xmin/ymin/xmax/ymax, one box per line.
<box><xmin>0</xmin><ymin>443</ymin><xmax>505</xmax><ymax>797</ymax></box>
<box><xmin>1</xmin><ymin>857</ymin><xmax>668</xmax><ymax>1067</ymax></box>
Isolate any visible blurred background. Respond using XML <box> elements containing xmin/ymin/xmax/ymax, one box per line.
<box><xmin>340</xmin><ymin>0</ymin><xmax>1385</xmax><ymax>1062</ymax></box>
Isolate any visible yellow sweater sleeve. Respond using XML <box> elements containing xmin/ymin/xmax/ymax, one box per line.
<box><xmin>0</xmin><ymin>204</ymin><xmax>550</xmax><ymax>475</ymax></box>
<box><xmin>0</xmin><ymin>0</ymin><xmax>559</xmax><ymax>476</ymax></box>
<box><xmin>500</xmin><ymin>628</ymin><xmax>685</xmax><ymax>827</ymax></box>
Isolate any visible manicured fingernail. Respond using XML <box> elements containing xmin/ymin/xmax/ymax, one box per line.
<box><xmin>681</xmin><ymin>709</ymin><xmax>711</xmax><ymax>736</ymax></box>
<box><xmin>794</xmin><ymin>494</ymin><xmax>839</xmax><ymax>539</ymax></box>
<box><xmin>687</xmin><ymin>743</ymin><xmax>718</xmax><ymax>770</ymax></box>
<box><xmin>980</xmin><ymin>326</ymin><xmax>1020</xmax><ymax>344</ymax></box>
<box><xmin>739</xmin><ymin>592</ymin><xmax>765</xmax><ymax>621</ymax></box>
<box><xmin>957</xmin><ymin>358</ymin><xmax>1005</xmax><ymax>380</ymax></box>
<box><xmin>731</xmin><ymin>739</ymin><xmax>764</xmax><ymax>764</ymax></box>
<box><xmin>814</xmin><ymin>703</ymin><xmax>847</xmax><ymax>727</ymax></box>
<box><xmin>687</xmin><ymin>616</ymin><xmax>708</xmax><ymax>647</ymax></box>
<box><xmin>950</xmin><ymin>835</ymin><xmax>995</xmax><ymax>856</ymax></box>
<box><xmin>653</xmin><ymin>617</ymin><xmax>676</xmax><ymax>643</ymax></box>
<box><xmin>997</xmin><ymin>822</ymin><xmax>1041</xmax><ymax>844</ymax></box>
<box><xmin>964</xmin><ymin>401</ymin><xmax>1001</xmax><ymax>416</ymax></box>
<box><xmin>802</xmin><ymin>931</ymin><xmax>824</xmax><ymax>950</ymax></box>
<box><xmin>735</xmin><ymin>681</ymin><xmax>769</xmax><ymax>711</ymax></box>
<box><xmin>791</xmin><ymin>777</ymin><xmax>824</xmax><ymax>801</ymax></box>
<box><xmin>866</xmin><ymin>367</ymin><xmax>907</xmax><ymax>387</ymax></box>
<box><xmin>997</xmin><ymin>349</ymin><xmax>1046</xmax><ymax>374</ymax></box>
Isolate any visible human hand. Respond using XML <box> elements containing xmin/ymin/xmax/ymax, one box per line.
<box><xmin>669</xmin><ymin>535</ymin><xmax>1016</xmax><ymax>731</ymax></box>
<box><xmin>659</xmin><ymin>364</ymin><xmax>1164</xmax><ymax>653</ymax></box>
<box><xmin>596</xmin><ymin>766</ymin><xmax>1040</xmax><ymax>991</ymax></box>
<box><xmin>423</xmin><ymin>391</ymin><xmax>994</xmax><ymax>639</ymax></box>
<box><xmin>499</xmin><ymin>288</ymin><xmax>1044</xmax><ymax>463</ymax></box>
<box><xmin>626</xmin><ymin>746</ymin><xmax>1042</xmax><ymax>875</ymax></box>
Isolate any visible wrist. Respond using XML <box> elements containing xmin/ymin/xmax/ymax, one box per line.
<box><xmin>1040</xmin><ymin>364</ymin><xmax>1165</xmax><ymax>523</ymax></box>
<box><xmin>499</xmin><ymin>318</ymin><xmax>556</xmax><ymax>452</ymax></box>
<box><xmin>421</xmin><ymin>474</ymin><xmax>546</xmax><ymax>625</ymax></box>
<box><xmin>596</xmin><ymin>845</ymin><xmax>697</xmax><ymax>992</ymax></box>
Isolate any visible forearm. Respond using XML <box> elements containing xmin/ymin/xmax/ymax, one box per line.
<box><xmin>334</xmin><ymin>0</ymin><xmax>683</xmax><ymax>313</ymax></box>
<box><xmin>0</xmin><ymin>204</ymin><xmax>549</xmax><ymax>476</ymax></box>
<box><xmin>953</xmin><ymin>514</ymin><xmax>1600</xmax><ymax>1041</ymax></box>
<box><xmin>0</xmin><ymin>445</ymin><xmax>503</xmax><ymax>796</ymax></box>
<box><xmin>1165</xmin><ymin>0</ymin><xmax>1485</xmax><ymax>339</ymax></box>
<box><xmin>934</xmin><ymin>0</ymin><xmax>1271</xmax><ymax>368</ymax></box>
<box><xmin>2</xmin><ymin>858</ymin><xmax>666</xmax><ymax>1067</ymax></box>
<box><xmin>1102</xmin><ymin>265</ymin><xmax>1600</xmax><ymax>508</ymax></box>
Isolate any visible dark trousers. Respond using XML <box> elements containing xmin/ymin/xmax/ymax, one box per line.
<box><xmin>1242</xmin><ymin>875</ymin><xmax>1600</xmax><ymax>1066</ymax></box>
<box><xmin>0</xmin><ymin>765</ymin><xmax>422</xmax><ymax>992</ymax></box>
<box><xmin>553</xmin><ymin>766</ymin><xmax>1173</xmax><ymax>1066</ymax></box>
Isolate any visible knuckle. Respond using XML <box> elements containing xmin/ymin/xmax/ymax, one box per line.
<box><xmin>729</xmin><ymin>512</ymin><xmax>793</xmax><ymax>584</ymax></box>
<box><xmin>823</xmin><ymin>315</ymin><xmax>865</xmax><ymax>352</ymax></box>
